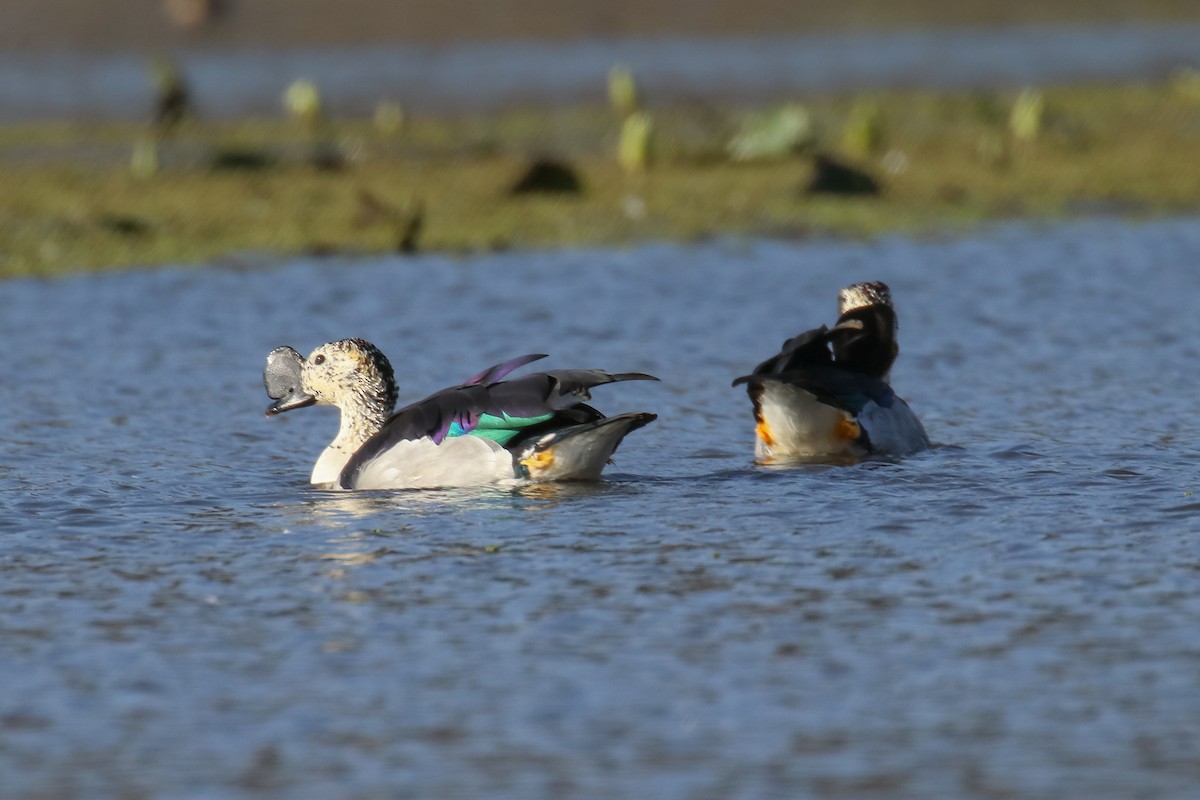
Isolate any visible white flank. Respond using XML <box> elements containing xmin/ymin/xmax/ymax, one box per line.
<box><xmin>348</xmin><ymin>436</ymin><xmax>518</xmax><ymax>490</ymax></box>
<box><xmin>755</xmin><ymin>382</ymin><xmax>864</xmax><ymax>461</ymax></box>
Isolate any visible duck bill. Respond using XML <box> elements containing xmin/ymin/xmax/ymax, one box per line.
<box><xmin>266</xmin><ymin>391</ymin><xmax>316</xmax><ymax>416</ymax></box>
<box><xmin>264</xmin><ymin>345</ymin><xmax>314</xmax><ymax>416</ymax></box>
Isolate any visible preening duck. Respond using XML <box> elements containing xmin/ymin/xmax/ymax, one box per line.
<box><xmin>734</xmin><ymin>281</ymin><xmax>929</xmax><ymax>462</ymax></box>
<box><xmin>264</xmin><ymin>338</ymin><xmax>658</xmax><ymax>489</ymax></box>
<box><xmin>831</xmin><ymin>280</ymin><xmax>898</xmax><ymax>382</ymax></box>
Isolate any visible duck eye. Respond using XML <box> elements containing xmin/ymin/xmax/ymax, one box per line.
<box><xmin>313</xmin><ymin>354</ymin><xmax>326</xmax><ymax>365</ymax></box>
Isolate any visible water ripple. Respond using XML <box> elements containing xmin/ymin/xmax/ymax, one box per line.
<box><xmin>3</xmin><ymin>218</ymin><xmax>1200</xmax><ymax>797</ymax></box>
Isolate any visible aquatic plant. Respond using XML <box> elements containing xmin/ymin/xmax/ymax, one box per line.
<box><xmin>618</xmin><ymin>112</ymin><xmax>654</xmax><ymax>173</ymax></box>
<box><xmin>727</xmin><ymin>104</ymin><xmax>815</xmax><ymax>162</ymax></box>
<box><xmin>281</xmin><ymin>79</ymin><xmax>346</xmax><ymax>169</ymax></box>
<box><xmin>608</xmin><ymin>64</ymin><xmax>639</xmax><ymax>119</ymax></box>
<box><xmin>147</xmin><ymin>57</ymin><xmax>190</xmax><ymax>136</ymax></box>
<box><xmin>283</xmin><ymin>80</ymin><xmax>323</xmax><ymax>129</ymax></box>
<box><xmin>1009</xmin><ymin>88</ymin><xmax>1045</xmax><ymax>143</ymax></box>
<box><xmin>841</xmin><ymin>98</ymin><xmax>886</xmax><ymax>159</ymax></box>
<box><xmin>7</xmin><ymin>81</ymin><xmax>1200</xmax><ymax>277</ymax></box>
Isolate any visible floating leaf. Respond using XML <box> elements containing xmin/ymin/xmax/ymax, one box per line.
<box><xmin>283</xmin><ymin>79</ymin><xmax>322</xmax><ymax>128</ymax></box>
<box><xmin>1009</xmin><ymin>88</ymin><xmax>1045</xmax><ymax>143</ymax></box>
<box><xmin>841</xmin><ymin>98</ymin><xmax>885</xmax><ymax>159</ymax></box>
<box><xmin>618</xmin><ymin>112</ymin><xmax>654</xmax><ymax>173</ymax></box>
<box><xmin>727</xmin><ymin>104</ymin><xmax>814</xmax><ymax>162</ymax></box>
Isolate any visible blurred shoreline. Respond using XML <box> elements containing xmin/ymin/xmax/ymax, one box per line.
<box><xmin>4</xmin><ymin>2</ymin><xmax>1200</xmax><ymax>276</ymax></box>
<box><xmin>5</xmin><ymin>24</ymin><xmax>1200</xmax><ymax>121</ymax></box>
<box><xmin>4</xmin><ymin>0</ymin><xmax>1200</xmax><ymax>54</ymax></box>
<box><xmin>5</xmin><ymin>79</ymin><xmax>1200</xmax><ymax>276</ymax></box>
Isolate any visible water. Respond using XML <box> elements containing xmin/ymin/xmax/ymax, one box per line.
<box><xmin>3</xmin><ymin>218</ymin><xmax>1200</xmax><ymax>798</ymax></box>
<box><xmin>4</xmin><ymin>24</ymin><xmax>1200</xmax><ymax>121</ymax></box>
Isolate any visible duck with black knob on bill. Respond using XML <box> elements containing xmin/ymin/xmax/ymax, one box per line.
<box><xmin>264</xmin><ymin>338</ymin><xmax>658</xmax><ymax>490</ymax></box>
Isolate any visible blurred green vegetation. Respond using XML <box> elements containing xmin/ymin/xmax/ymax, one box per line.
<box><xmin>2</xmin><ymin>80</ymin><xmax>1199</xmax><ymax>277</ymax></box>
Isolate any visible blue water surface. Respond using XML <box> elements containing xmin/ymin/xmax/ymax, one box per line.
<box><xmin>2</xmin><ymin>218</ymin><xmax>1200</xmax><ymax>798</ymax></box>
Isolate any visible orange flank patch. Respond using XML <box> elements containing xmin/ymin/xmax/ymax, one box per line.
<box><xmin>834</xmin><ymin>417</ymin><xmax>862</xmax><ymax>441</ymax></box>
<box><xmin>520</xmin><ymin>449</ymin><xmax>555</xmax><ymax>473</ymax></box>
<box><xmin>755</xmin><ymin>418</ymin><xmax>775</xmax><ymax>448</ymax></box>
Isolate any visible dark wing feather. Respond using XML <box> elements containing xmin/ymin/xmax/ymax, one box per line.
<box><xmin>338</xmin><ymin>368</ymin><xmax>659</xmax><ymax>486</ymax></box>
<box><xmin>828</xmin><ymin>305</ymin><xmax>897</xmax><ymax>379</ymax></box>
<box><xmin>742</xmin><ymin>365</ymin><xmax>896</xmax><ymax>415</ymax></box>
<box><xmin>733</xmin><ymin>325</ymin><xmax>832</xmax><ymax>386</ymax></box>
<box><xmin>461</xmin><ymin>370</ymin><xmax>657</xmax><ymax>420</ymax></box>
<box><xmin>463</xmin><ymin>353</ymin><xmax>547</xmax><ymax>386</ymax></box>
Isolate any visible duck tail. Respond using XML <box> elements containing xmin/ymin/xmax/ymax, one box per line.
<box><xmin>514</xmin><ymin>412</ymin><xmax>656</xmax><ymax>482</ymax></box>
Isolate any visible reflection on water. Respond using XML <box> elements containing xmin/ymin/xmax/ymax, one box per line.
<box><xmin>2</xmin><ymin>218</ymin><xmax>1200</xmax><ymax>797</ymax></box>
<box><xmin>280</xmin><ymin>481</ymin><xmax>620</xmax><ymax>530</ymax></box>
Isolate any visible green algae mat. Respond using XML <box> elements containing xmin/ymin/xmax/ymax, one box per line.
<box><xmin>3</xmin><ymin>81</ymin><xmax>1199</xmax><ymax>277</ymax></box>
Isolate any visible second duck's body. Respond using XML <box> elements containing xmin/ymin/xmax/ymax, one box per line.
<box><xmin>735</xmin><ymin>281</ymin><xmax>929</xmax><ymax>462</ymax></box>
<box><xmin>265</xmin><ymin>339</ymin><xmax>657</xmax><ymax>490</ymax></box>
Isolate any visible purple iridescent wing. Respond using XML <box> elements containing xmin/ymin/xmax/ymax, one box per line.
<box><xmin>463</xmin><ymin>353</ymin><xmax>547</xmax><ymax>386</ymax></box>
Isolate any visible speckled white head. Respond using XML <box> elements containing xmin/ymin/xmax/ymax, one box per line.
<box><xmin>837</xmin><ymin>281</ymin><xmax>893</xmax><ymax>317</ymax></box>
<box><xmin>299</xmin><ymin>338</ymin><xmax>398</xmax><ymax>415</ymax></box>
<box><xmin>266</xmin><ymin>338</ymin><xmax>400</xmax><ymax>486</ymax></box>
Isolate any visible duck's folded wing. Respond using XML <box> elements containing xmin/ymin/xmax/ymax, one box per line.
<box><xmin>733</xmin><ymin>325</ymin><xmax>832</xmax><ymax>385</ymax></box>
<box><xmin>339</xmin><ymin>369</ymin><xmax>659</xmax><ymax>484</ymax></box>
<box><xmin>463</xmin><ymin>353</ymin><xmax>547</xmax><ymax>385</ymax></box>
<box><xmin>492</xmin><ymin>370</ymin><xmax>659</xmax><ymax>414</ymax></box>
<box><xmin>739</xmin><ymin>365</ymin><xmax>896</xmax><ymax>415</ymax></box>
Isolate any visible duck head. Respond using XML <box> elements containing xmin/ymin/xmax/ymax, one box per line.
<box><xmin>266</xmin><ymin>338</ymin><xmax>398</xmax><ymax>421</ymax></box>
<box><xmin>264</xmin><ymin>338</ymin><xmax>401</xmax><ymax>485</ymax></box>
<box><xmin>830</xmin><ymin>281</ymin><xmax>899</xmax><ymax>380</ymax></box>
<box><xmin>837</xmin><ymin>280</ymin><xmax>893</xmax><ymax>318</ymax></box>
